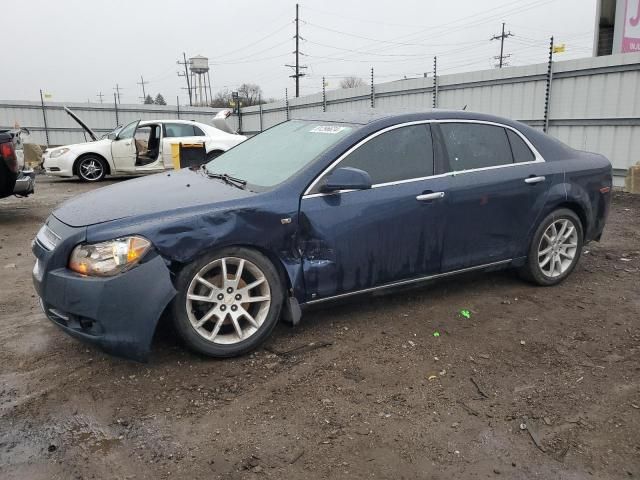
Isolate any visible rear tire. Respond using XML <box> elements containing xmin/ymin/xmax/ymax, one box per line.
<box><xmin>172</xmin><ymin>247</ymin><xmax>284</xmax><ymax>358</ymax></box>
<box><xmin>519</xmin><ymin>208</ymin><xmax>583</xmax><ymax>286</ymax></box>
<box><xmin>76</xmin><ymin>155</ymin><xmax>107</xmax><ymax>182</ymax></box>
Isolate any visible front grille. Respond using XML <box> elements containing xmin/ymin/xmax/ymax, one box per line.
<box><xmin>35</xmin><ymin>224</ymin><xmax>61</xmax><ymax>251</ymax></box>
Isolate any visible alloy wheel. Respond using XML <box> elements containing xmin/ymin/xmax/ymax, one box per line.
<box><xmin>185</xmin><ymin>257</ymin><xmax>271</xmax><ymax>344</ymax></box>
<box><xmin>537</xmin><ymin>218</ymin><xmax>579</xmax><ymax>278</ymax></box>
<box><xmin>78</xmin><ymin>158</ymin><xmax>104</xmax><ymax>181</ymax></box>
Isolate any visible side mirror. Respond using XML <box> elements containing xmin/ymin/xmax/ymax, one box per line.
<box><xmin>320</xmin><ymin>167</ymin><xmax>372</xmax><ymax>193</ymax></box>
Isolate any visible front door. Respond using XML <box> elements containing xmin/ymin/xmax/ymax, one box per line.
<box><xmin>111</xmin><ymin>120</ymin><xmax>139</xmax><ymax>172</ymax></box>
<box><xmin>434</xmin><ymin>121</ymin><xmax>550</xmax><ymax>271</ymax></box>
<box><xmin>299</xmin><ymin>123</ymin><xmax>448</xmax><ymax>301</ymax></box>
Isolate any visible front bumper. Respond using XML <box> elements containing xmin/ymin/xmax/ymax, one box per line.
<box><xmin>32</xmin><ymin>216</ymin><xmax>176</xmax><ymax>361</ymax></box>
<box><xmin>42</xmin><ymin>153</ymin><xmax>74</xmax><ymax>176</ymax></box>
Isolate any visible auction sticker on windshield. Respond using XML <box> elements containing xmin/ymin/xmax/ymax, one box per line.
<box><xmin>309</xmin><ymin>125</ymin><xmax>349</xmax><ymax>134</ymax></box>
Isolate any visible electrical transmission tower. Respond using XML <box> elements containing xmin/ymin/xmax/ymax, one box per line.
<box><xmin>177</xmin><ymin>53</ymin><xmax>193</xmax><ymax>106</ymax></box>
<box><xmin>96</xmin><ymin>92</ymin><xmax>104</xmax><ymax>103</ymax></box>
<box><xmin>491</xmin><ymin>22</ymin><xmax>514</xmax><ymax>68</ymax></box>
<box><xmin>285</xmin><ymin>3</ymin><xmax>307</xmax><ymax>97</ymax></box>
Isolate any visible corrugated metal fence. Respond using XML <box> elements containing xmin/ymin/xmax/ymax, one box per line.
<box><xmin>0</xmin><ymin>101</ymin><xmax>221</xmax><ymax>147</ymax></box>
<box><xmin>1</xmin><ymin>53</ymin><xmax>638</xmax><ymax>183</ymax></box>
<box><xmin>234</xmin><ymin>52</ymin><xmax>640</xmax><ymax>183</ymax></box>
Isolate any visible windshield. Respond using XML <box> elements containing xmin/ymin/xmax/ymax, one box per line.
<box><xmin>101</xmin><ymin>125</ymin><xmax>123</xmax><ymax>140</ymax></box>
<box><xmin>205</xmin><ymin>120</ymin><xmax>354</xmax><ymax>188</ymax></box>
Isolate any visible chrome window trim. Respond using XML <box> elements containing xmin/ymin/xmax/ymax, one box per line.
<box><xmin>303</xmin><ymin>259</ymin><xmax>512</xmax><ymax>305</ymax></box>
<box><xmin>301</xmin><ymin>118</ymin><xmax>544</xmax><ymax>199</ymax></box>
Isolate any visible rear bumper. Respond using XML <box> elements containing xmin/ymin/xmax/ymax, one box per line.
<box><xmin>32</xmin><ymin>221</ymin><xmax>176</xmax><ymax>361</ymax></box>
<box><xmin>13</xmin><ymin>169</ymin><xmax>35</xmax><ymax>196</ymax></box>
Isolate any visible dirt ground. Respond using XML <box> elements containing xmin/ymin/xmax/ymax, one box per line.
<box><xmin>0</xmin><ymin>176</ymin><xmax>638</xmax><ymax>480</ymax></box>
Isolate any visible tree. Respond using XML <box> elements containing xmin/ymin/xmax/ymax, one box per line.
<box><xmin>143</xmin><ymin>94</ymin><xmax>154</xmax><ymax>104</ymax></box>
<box><xmin>210</xmin><ymin>89</ymin><xmax>232</xmax><ymax>108</ymax></box>
<box><xmin>154</xmin><ymin>93</ymin><xmax>166</xmax><ymax>105</ymax></box>
<box><xmin>237</xmin><ymin>83</ymin><xmax>263</xmax><ymax>106</ymax></box>
<box><xmin>340</xmin><ymin>76</ymin><xmax>366</xmax><ymax>89</ymax></box>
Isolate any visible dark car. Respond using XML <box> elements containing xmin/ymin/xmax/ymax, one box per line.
<box><xmin>32</xmin><ymin>110</ymin><xmax>612</xmax><ymax>361</ymax></box>
<box><xmin>0</xmin><ymin>128</ymin><xmax>35</xmax><ymax>198</ymax></box>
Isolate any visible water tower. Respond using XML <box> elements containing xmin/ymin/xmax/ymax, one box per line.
<box><xmin>189</xmin><ymin>55</ymin><xmax>213</xmax><ymax>106</ymax></box>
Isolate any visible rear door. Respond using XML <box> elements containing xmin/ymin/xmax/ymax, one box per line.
<box><xmin>434</xmin><ymin>121</ymin><xmax>550</xmax><ymax>271</ymax></box>
<box><xmin>110</xmin><ymin>120</ymin><xmax>139</xmax><ymax>172</ymax></box>
<box><xmin>299</xmin><ymin>123</ymin><xmax>449</xmax><ymax>301</ymax></box>
<box><xmin>161</xmin><ymin>122</ymin><xmax>202</xmax><ymax>168</ymax></box>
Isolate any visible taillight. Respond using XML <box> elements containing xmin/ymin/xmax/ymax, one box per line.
<box><xmin>0</xmin><ymin>142</ymin><xmax>18</xmax><ymax>173</ymax></box>
<box><xmin>599</xmin><ymin>186</ymin><xmax>611</xmax><ymax>194</ymax></box>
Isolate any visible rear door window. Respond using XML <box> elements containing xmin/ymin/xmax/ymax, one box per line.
<box><xmin>338</xmin><ymin>124</ymin><xmax>433</xmax><ymax>185</ymax></box>
<box><xmin>439</xmin><ymin>123</ymin><xmax>513</xmax><ymax>172</ymax></box>
<box><xmin>506</xmin><ymin>129</ymin><xmax>536</xmax><ymax>163</ymax></box>
<box><xmin>164</xmin><ymin>123</ymin><xmax>196</xmax><ymax>138</ymax></box>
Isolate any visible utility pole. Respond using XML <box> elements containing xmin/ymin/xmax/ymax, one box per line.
<box><xmin>39</xmin><ymin>89</ymin><xmax>50</xmax><ymax>147</ymax></box>
<box><xmin>113</xmin><ymin>84</ymin><xmax>122</xmax><ymax>104</ymax></box>
<box><xmin>137</xmin><ymin>75</ymin><xmax>148</xmax><ymax>102</ymax></box>
<box><xmin>96</xmin><ymin>92</ymin><xmax>104</xmax><ymax>103</ymax></box>
<box><xmin>285</xmin><ymin>3</ymin><xmax>306</xmax><ymax>97</ymax></box>
<box><xmin>491</xmin><ymin>22</ymin><xmax>514</xmax><ymax>68</ymax></box>
<box><xmin>177</xmin><ymin>53</ymin><xmax>193</xmax><ymax>106</ymax></box>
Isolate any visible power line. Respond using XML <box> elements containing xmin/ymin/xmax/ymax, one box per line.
<box><xmin>491</xmin><ymin>22</ymin><xmax>514</xmax><ymax>68</ymax></box>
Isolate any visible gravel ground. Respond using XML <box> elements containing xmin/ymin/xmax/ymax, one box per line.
<box><xmin>0</xmin><ymin>176</ymin><xmax>639</xmax><ymax>480</ymax></box>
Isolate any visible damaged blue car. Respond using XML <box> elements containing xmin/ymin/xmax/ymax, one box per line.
<box><xmin>32</xmin><ymin>110</ymin><xmax>612</xmax><ymax>361</ymax></box>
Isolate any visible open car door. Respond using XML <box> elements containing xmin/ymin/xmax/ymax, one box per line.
<box><xmin>64</xmin><ymin>107</ymin><xmax>98</xmax><ymax>142</ymax></box>
<box><xmin>111</xmin><ymin>120</ymin><xmax>139</xmax><ymax>172</ymax></box>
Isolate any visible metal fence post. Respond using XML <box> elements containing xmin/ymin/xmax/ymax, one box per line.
<box><xmin>39</xmin><ymin>90</ymin><xmax>50</xmax><ymax>147</ymax></box>
<box><xmin>433</xmin><ymin>56</ymin><xmax>438</xmax><ymax>108</ymax></box>
<box><xmin>114</xmin><ymin>93</ymin><xmax>119</xmax><ymax>126</ymax></box>
<box><xmin>322</xmin><ymin>77</ymin><xmax>326</xmax><ymax>112</ymax></box>
<box><xmin>370</xmin><ymin>68</ymin><xmax>375</xmax><ymax>108</ymax></box>
<box><xmin>543</xmin><ymin>36</ymin><xmax>554</xmax><ymax>133</ymax></box>
<box><xmin>259</xmin><ymin>96</ymin><xmax>264</xmax><ymax>132</ymax></box>
<box><xmin>238</xmin><ymin>104</ymin><xmax>243</xmax><ymax>134</ymax></box>
<box><xmin>285</xmin><ymin>88</ymin><xmax>289</xmax><ymax>120</ymax></box>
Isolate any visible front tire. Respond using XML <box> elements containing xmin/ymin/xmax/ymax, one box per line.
<box><xmin>76</xmin><ymin>155</ymin><xmax>107</xmax><ymax>182</ymax></box>
<box><xmin>172</xmin><ymin>247</ymin><xmax>284</xmax><ymax>358</ymax></box>
<box><xmin>520</xmin><ymin>208</ymin><xmax>583</xmax><ymax>286</ymax></box>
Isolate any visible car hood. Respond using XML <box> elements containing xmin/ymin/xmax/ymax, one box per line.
<box><xmin>64</xmin><ymin>106</ymin><xmax>98</xmax><ymax>140</ymax></box>
<box><xmin>53</xmin><ymin>168</ymin><xmax>255</xmax><ymax>227</ymax></box>
<box><xmin>46</xmin><ymin>138</ymin><xmax>111</xmax><ymax>155</ymax></box>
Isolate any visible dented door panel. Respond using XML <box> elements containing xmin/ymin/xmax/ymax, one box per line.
<box><xmin>299</xmin><ymin>177</ymin><xmax>449</xmax><ymax>301</ymax></box>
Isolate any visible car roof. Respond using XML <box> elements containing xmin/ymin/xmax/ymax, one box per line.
<box><xmin>292</xmin><ymin>109</ymin><xmax>527</xmax><ymax>128</ymax></box>
<box><xmin>140</xmin><ymin>119</ymin><xmax>206</xmax><ymax>125</ymax></box>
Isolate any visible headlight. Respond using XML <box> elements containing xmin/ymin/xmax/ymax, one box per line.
<box><xmin>68</xmin><ymin>236</ymin><xmax>151</xmax><ymax>277</ymax></box>
<box><xmin>49</xmin><ymin>148</ymin><xmax>70</xmax><ymax>158</ymax></box>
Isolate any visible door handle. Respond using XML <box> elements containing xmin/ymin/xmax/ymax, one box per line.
<box><xmin>524</xmin><ymin>176</ymin><xmax>545</xmax><ymax>184</ymax></box>
<box><xmin>416</xmin><ymin>191</ymin><xmax>445</xmax><ymax>201</ymax></box>
<box><xmin>124</xmin><ymin>141</ymin><xmax>131</xmax><ymax>146</ymax></box>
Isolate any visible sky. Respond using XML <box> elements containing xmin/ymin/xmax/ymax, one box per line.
<box><xmin>4</xmin><ymin>0</ymin><xmax>597</xmax><ymax>105</ymax></box>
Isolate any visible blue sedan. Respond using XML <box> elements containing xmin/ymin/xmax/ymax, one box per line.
<box><xmin>32</xmin><ymin>110</ymin><xmax>612</xmax><ymax>361</ymax></box>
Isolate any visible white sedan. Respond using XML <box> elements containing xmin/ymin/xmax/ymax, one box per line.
<box><xmin>42</xmin><ymin>108</ymin><xmax>246</xmax><ymax>182</ymax></box>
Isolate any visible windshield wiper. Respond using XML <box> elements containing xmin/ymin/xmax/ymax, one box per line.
<box><xmin>204</xmin><ymin>170</ymin><xmax>247</xmax><ymax>190</ymax></box>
